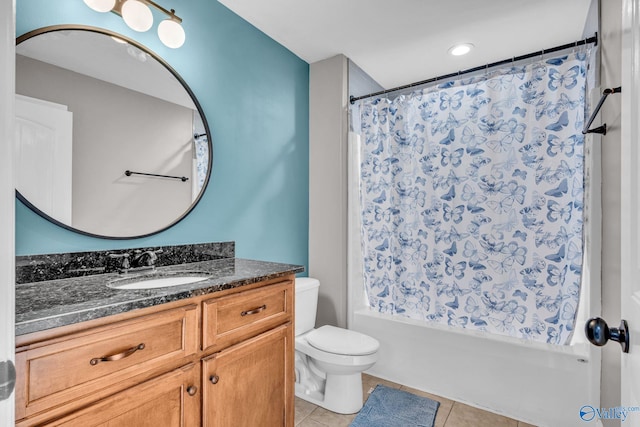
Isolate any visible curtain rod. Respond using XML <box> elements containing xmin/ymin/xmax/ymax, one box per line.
<box><xmin>350</xmin><ymin>33</ymin><xmax>598</xmax><ymax>105</ymax></box>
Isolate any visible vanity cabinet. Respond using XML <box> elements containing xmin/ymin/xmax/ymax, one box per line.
<box><xmin>15</xmin><ymin>276</ymin><xmax>295</xmax><ymax>427</ymax></box>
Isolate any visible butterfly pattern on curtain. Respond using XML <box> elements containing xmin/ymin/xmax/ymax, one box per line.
<box><xmin>194</xmin><ymin>134</ymin><xmax>209</xmax><ymax>193</ymax></box>
<box><xmin>354</xmin><ymin>52</ymin><xmax>588</xmax><ymax>345</ymax></box>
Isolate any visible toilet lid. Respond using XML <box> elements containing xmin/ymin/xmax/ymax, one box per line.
<box><xmin>306</xmin><ymin>325</ymin><xmax>380</xmax><ymax>356</ymax></box>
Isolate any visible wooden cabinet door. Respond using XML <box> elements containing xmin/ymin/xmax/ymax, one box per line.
<box><xmin>202</xmin><ymin>324</ymin><xmax>293</xmax><ymax>427</ymax></box>
<box><xmin>39</xmin><ymin>363</ymin><xmax>200</xmax><ymax>427</ymax></box>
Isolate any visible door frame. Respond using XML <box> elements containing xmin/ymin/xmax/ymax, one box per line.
<box><xmin>621</xmin><ymin>0</ymin><xmax>640</xmax><ymax>409</ymax></box>
<box><xmin>0</xmin><ymin>0</ymin><xmax>16</xmax><ymax>423</ymax></box>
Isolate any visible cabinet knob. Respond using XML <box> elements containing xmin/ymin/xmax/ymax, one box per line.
<box><xmin>209</xmin><ymin>374</ymin><xmax>219</xmax><ymax>384</ymax></box>
<box><xmin>186</xmin><ymin>385</ymin><xmax>197</xmax><ymax>396</ymax></box>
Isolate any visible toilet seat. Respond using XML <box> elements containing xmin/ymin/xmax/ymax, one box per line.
<box><xmin>306</xmin><ymin>325</ymin><xmax>379</xmax><ymax>356</ymax></box>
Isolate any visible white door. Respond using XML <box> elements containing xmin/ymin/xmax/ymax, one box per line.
<box><xmin>621</xmin><ymin>0</ymin><xmax>640</xmax><ymax>414</ymax></box>
<box><xmin>14</xmin><ymin>95</ymin><xmax>73</xmax><ymax>224</ymax></box>
<box><xmin>0</xmin><ymin>0</ymin><xmax>15</xmax><ymax>423</ymax></box>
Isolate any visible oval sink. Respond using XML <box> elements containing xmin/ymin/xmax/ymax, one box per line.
<box><xmin>109</xmin><ymin>274</ymin><xmax>209</xmax><ymax>290</ymax></box>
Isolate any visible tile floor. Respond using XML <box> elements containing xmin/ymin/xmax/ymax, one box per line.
<box><xmin>295</xmin><ymin>374</ymin><xmax>537</xmax><ymax>427</ymax></box>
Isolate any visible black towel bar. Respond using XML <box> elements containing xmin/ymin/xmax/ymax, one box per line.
<box><xmin>582</xmin><ymin>86</ymin><xmax>621</xmax><ymax>135</ymax></box>
<box><xmin>125</xmin><ymin>170</ymin><xmax>189</xmax><ymax>182</ymax></box>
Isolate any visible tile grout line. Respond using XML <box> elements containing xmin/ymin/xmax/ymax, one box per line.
<box><xmin>442</xmin><ymin>401</ymin><xmax>457</xmax><ymax>427</ymax></box>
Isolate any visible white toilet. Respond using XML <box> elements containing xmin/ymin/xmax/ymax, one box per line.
<box><xmin>294</xmin><ymin>277</ymin><xmax>380</xmax><ymax>414</ymax></box>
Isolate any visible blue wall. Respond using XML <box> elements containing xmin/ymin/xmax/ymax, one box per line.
<box><xmin>15</xmin><ymin>0</ymin><xmax>309</xmax><ymax>270</ymax></box>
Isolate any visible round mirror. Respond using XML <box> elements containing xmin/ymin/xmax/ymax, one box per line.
<box><xmin>15</xmin><ymin>26</ymin><xmax>212</xmax><ymax>239</ymax></box>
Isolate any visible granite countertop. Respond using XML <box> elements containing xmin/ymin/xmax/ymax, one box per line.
<box><xmin>15</xmin><ymin>258</ymin><xmax>304</xmax><ymax>336</ymax></box>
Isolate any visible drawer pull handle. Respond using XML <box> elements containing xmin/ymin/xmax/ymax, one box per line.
<box><xmin>210</xmin><ymin>374</ymin><xmax>219</xmax><ymax>384</ymax></box>
<box><xmin>187</xmin><ymin>385</ymin><xmax>198</xmax><ymax>396</ymax></box>
<box><xmin>90</xmin><ymin>343</ymin><xmax>145</xmax><ymax>366</ymax></box>
<box><xmin>241</xmin><ymin>305</ymin><xmax>266</xmax><ymax>316</ymax></box>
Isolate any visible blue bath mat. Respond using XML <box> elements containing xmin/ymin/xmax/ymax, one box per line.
<box><xmin>350</xmin><ymin>384</ymin><xmax>440</xmax><ymax>427</ymax></box>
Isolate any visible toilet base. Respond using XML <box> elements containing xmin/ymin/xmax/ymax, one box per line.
<box><xmin>295</xmin><ymin>371</ymin><xmax>364</xmax><ymax>415</ymax></box>
<box><xmin>293</xmin><ymin>328</ymin><xmax>378</xmax><ymax>415</ymax></box>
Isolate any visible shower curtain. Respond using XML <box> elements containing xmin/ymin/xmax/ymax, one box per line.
<box><xmin>192</xmin><ymin>133</ymin><xmax>209</xmax><ymax>201</ymax></box>
<box><xmin>351</xmin><ymin>51</ymin><xmax>590</xmax><ymax>344</ymax></box>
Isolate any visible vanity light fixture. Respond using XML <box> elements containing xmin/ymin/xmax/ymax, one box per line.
<box><xmin>157</xmin><ymin>14</ymin><xmax>186</xmax><ymax>48</ymax></box>
<box><xmin>448</xmin><ymin>43</ymin><xmax>474</xmax><ymax>56</ymax></box>
<box><xmin>84</xmin><ymin>0</ymin><xmax>116</xmax><ymax>12</ymax></box>
<box><xmin>121</xmin><ymin>0</ymin><xmax>154</xmax><ymax>32</ymax></box>
<box><xmin>83</xmin><ymin>0</ymin><xmax>185</xmax><ymax>48</ymax></box>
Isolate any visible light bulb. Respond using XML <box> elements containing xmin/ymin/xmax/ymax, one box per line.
<box><xmin>158</xmin><ymin>19</ymin><xmax>186</xmax><ymax>48</ymax></box>
<box><xmin>83</xmin><ymin>0</ymin><xmax>116</xmax><ymax>13</ymax></box>
<box><xmin>121</xmin><ymin>0</ymin><xmax>153</xmax><ymax>32</ymax></box>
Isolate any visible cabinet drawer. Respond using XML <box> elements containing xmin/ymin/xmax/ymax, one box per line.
<box><xmin>16</xmin><ymin>304</ymin><xmax>198</xmax><ymax>420</ymax></box>
<box><xmin>203</xmin><ymin>280</ymin><xmax>293</xmax><ymax>350</ymax></box>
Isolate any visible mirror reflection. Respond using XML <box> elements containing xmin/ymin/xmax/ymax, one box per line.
<box><xmin>15</xmin><ymin>27</ymin><xmax>211</xmax><ymax>238</ymax></box>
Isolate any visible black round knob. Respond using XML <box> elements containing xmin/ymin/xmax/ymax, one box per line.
<box><xmin>585</xmin><ymin>317</ymin><xmax>630</xmax><ymax>353</ymax></box>
<box><xmin>585</xmin><ymin>317</ymin><xmax>610</xmax><ymax>347</ymax></box>
<box><xmin>209</xmin><ymin>374</ymin><xmax>219</xmax><ymax>384</ymax></box>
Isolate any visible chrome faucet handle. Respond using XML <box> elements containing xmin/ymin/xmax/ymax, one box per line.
<box><xmin>108</xmin><ymin>252</ymin><xmax>130</xmax><ymax>258</ymax></box>
<box><xmin>133</xmin><ymin>248</ymin><xmax>163</xmax><ymax>256</ymax></box>
<box><xmin>108</xmin><ymin>252</ymin><xmax>131</xmax><ymax>270</ymax></box>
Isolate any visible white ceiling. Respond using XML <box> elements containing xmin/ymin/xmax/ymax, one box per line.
<box><xmin>218</xmin><ymin>0</ymin><xmax>594</xmax><ymax>89</ymax></box>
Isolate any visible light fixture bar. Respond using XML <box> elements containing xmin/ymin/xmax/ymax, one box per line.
<box><xmin>85</xmin><ymin>0</ymin><xmax>185</xmax><ymax>48</ymax></box>
<box><xmin>111</xmin><ymin>0</ymin><xmax>182</xmax><ymax>23</ymax></box>
<box><xmin>145</xmin><ymin>0</ymin><xmax>182</xmax><ymax>23</ymax></box>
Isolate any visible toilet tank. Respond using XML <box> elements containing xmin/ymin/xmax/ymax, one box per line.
<box><xmin>294</xmin><ymin>277</ymin><xmax>320</xmax><ymax>336</ymax></box>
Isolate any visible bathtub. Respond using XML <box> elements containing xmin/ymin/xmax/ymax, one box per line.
<box><xmin>350</xmin><ymin>307</ymin><xmax>600</xmax><ymax>427</ymax></box>
<box><xmin>347</xmin><ymin>213</ymin><xmax>602</xmax><ymax>427</ymax></box>
<box><xmin>346</xmin><ymin>133</ymin><xmax>603</xmax><ymax>427</ymax></box>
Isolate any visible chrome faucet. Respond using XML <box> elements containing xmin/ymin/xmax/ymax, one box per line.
<box><xmin>131</xmin><ymin>249</ymin><xmax>163</xmax><ymax>268</ymax></box>
<box><xmin>108</xmin><ymin>249</ymin><xmax>163</xmax><ymax>274</ymax></box>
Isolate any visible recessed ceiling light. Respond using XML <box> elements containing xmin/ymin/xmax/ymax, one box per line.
<box><xmin>448</xmin><ymin>43</ymin><xmax>474</xmax><ymax>56</ymax></box>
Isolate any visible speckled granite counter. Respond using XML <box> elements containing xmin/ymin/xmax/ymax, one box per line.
<box><xmin>16</xmin><ymin>258</ymin><xmax>304</xmax><ymax>336</ymax></box>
